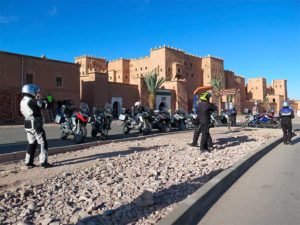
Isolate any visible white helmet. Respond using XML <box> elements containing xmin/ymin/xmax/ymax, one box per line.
<box><xmin>254</xmin><ymin>102</ymin><xmax>258</xmax><ymax>106</ymax></box>
<box><xmin>283</xmin><ymin>101</ymin><xmax>289</xmax><ymax>107</ymax></box>
<box><xmin>22</xmin><ymin>84</ymin><xmax>40</xmax><ymax>97</ymax></box>
<box><xmin>134</xmin><ymin>101</ymin><xmax>141</xmax><ymax>107</ymax></box>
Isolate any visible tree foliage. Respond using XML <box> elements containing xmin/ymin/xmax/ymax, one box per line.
<box><xmin>144</xmin><ymin>72</ymin><xmax>165</xmax><ymax>109</ymax></box>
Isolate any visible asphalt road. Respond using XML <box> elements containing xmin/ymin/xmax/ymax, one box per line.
<box><xmin>0</xmin><ymin>121</ymin><xmax>148</xmax><ymax>154</ymax></box>
<box><xmin>197</xmin><ymin>118</ymin><xmax>300</xmax><ymax>225</ymax></box>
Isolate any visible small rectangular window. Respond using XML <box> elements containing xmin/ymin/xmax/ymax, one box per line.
<box><xmin>56</xmin><ymin>77</ymin><xmax>63</xmax><ymax>87</ymax></box>
<box><xmin>25</xmin><ymin>73</ymin><xmax>34</xmax><ymax>84</ymax></box>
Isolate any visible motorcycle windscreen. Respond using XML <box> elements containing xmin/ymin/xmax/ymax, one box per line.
<box><xmin>80</xmin><ymin>102</ymin><xmax>89</xmax><ymax>115</ymax></box>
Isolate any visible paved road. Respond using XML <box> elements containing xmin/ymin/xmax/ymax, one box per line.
<box><xmin>198</xmin><ymin>118</ymin><xmax>300</xmax><ymax>225</ymax></box>
<box><xmin>0</xmin><ymin>121</ymin><xmax>147</xmax><ymax>154</ymax></box>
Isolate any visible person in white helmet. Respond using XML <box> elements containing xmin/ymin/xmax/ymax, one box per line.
<box><xmin>252</xmin><ymin>102</ymin><xmax>259</xmax><ymax>118</ymax></box>
<box><xmin>132</xmin><ymin>101</ymin><xmax>146</xmax><ymax>122</ymax></box>
<box><xmin>279</xmin><ymin>101</ymin><xmax>294</xmax><ymax>145</ymax></box>
<box><xmin>20</xmin><ymin>84</ymin><xmax>53</xmax><ymax>168</ymax></box>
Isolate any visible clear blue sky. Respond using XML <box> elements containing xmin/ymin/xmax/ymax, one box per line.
<box><xmin>1</xmin><ymin>0</ymin><xmax>299</xmax><ymax>99</ymax></box>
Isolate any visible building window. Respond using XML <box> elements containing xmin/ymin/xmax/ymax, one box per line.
<box><xmin>184</xmin><ymin>62</ymin><xmax>186</xmax><ymax>66</ymax></box>
<box><xmin>191</xmin><ymin>74</ymin><xmax>194</xmax><ymax>77</ymax></box>
<box><xmin>135</xmin><ymin>68</ymin><xmax>137</xmax><ymax>71</ymax></box>
<box><xmin>190</xmin><ymin>63</ymin><xmax>192</xmax><ymax>67</ymax></box>
<box><xmin>280</xmin><ymin>85</ymin><xmax>282</xmax><ymax>88</ymax></box>
<box><xmin>186</xmin><ymin>73</ymin><xmax>188</xmax><ymax>76</ymax></box>
<box><xmin>125</xmin><ymin>76</ymin><xmax>128</xmax><ymax>79</ymax></box>
<box><xmin>177</xmin><ymin>68</ymin><xmax>181</xmax><ymax>73</ymax></box>
<box><xmin>168</xmin><ymin>68</ymin><xmax>171</xmax><ymax>72</ymax></box>
<box><xmin>273</xmin><ymin>98</ymin><xmax>276</xmax><ymax>103</ymax></box>
<box><xmin>56</xmin><ymin>77</ymin><xmax>63</xmax><ymax>87</ymax></box>
<box><xmin>160</xmin><ymin>68</ymin><xmax>163</xmax><ymax>72</ymax></box>
<box><xmin>118</xmin><ymin>76</ymin><xmax>120</xmax><ymax>79</ymax></box>
<box><xmin>25</xmin><ymin>73</ymin><xmax>34</xmax><ymax>84</ymax></box>
<box><xmin>140</xmin><ymin>67</ymin><xmax>142</xmax><ymax>71</ymax></box>
<box><xmin>109</xmin><ymin>76</ymin><xmax>112</xmax><ymax>80</ymax></box>
<box><xmin>145</xmin><ymin>66</ymin><xmax>147</xmax><ymax>70</ymax></box>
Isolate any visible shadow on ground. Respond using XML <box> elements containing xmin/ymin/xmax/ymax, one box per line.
<box><xmin>76</xmin><ymin>169</ymin><xmax>223</xmax><ymax>225</ymax></box>
<box><xmin>214</xmin><ymin>135</ymin><xmax>256</xmax><ymax>149</ymax></box>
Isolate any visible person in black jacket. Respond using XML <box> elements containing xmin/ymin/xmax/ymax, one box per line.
<box><xmin>190</xmin><ymin>92</ymin><xmax>216</xmax><ymax>151</ymax></box>
<box><xmin>279</xmin><ymin>101</ymin><xmax>295</xmax><ymax>145</ymax></box>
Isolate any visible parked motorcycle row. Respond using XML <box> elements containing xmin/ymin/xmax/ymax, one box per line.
<box><xmin>55</xmin><ymin>103</ymin><xmax>112</xmax><ymax>144</ymax></box>
<box><xmin>54</xmin><ymin>102</ymin><xmax>281</xmax><ymax>144</ymax></box>
<box><xmin>244</xmin><ymin>112</ymin><xmax>281</xmax><ymax>128</ymax></box>
<box><xmin>118</xmin><ymin>108</ymin><xmax>188</xmax><ymax>135</ymax></box>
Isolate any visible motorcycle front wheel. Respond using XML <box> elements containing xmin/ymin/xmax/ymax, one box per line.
<box><xmin>142</xmin><ymin>120</ymin><xmax>151</xmax><ymax>135</ymax></box>
<box><xmin>122</xmin><ymin>123</ymin><xmax>130</xmax><ymax>134</ymax></box>
<box><xmin>74</xmin><ymin>125</ymin><xmax>87</xmax><ymax>144</ymax></box>
<box><xmin>60</xmin><ymin>125</ymin><xmax>68</xmax><ymax>140</ymax></box>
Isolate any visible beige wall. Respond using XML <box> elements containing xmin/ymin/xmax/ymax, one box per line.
<box><xmin>202</xmin><ymin>56</ymin><xmax>224</xmax><ymax>87</ymax></box>
<box><xmin>0</xmin><ymin>51</ymin><xmax>80</xmax><ymax>124</ymax></box>
<box><xmin>266</xmin><ymin>95</ymin><xmax>284</xmax><ymax>113</ymax></box>
<box><xmin>247</xmin><ymin>77</ymin><xmax>267</xmax><ymax>101</ymax></box>
<box><xmin>75</xmin><ymin>47</ymin><xmax>295</xmax><ymax>115</ymax></box>
<box><xmin>108</xmin><ymin>59</ymin><xmax>130</xmax><ymax>83</ymax></box>
<box><xmin>272</xmin><ymin>80</ymin><xmax>287</xmax><ymax>100</ymax></box>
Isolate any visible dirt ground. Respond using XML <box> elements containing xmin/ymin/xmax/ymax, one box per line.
<box><xmin>0</xmin><ymin>127</ymin><xmax>281</xmax><ymax>225</ymax></box>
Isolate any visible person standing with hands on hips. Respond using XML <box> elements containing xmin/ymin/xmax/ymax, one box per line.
<box><xmin>20</xmin><ymin>84</ymin><xmax>53</xmax><ymax>168</ymax></box>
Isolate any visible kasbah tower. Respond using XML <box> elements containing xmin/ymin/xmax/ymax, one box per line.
<box><xmin>75</xmin><ymin>45</ymin><xmax>288</xmax><ymax>113</ymax></box>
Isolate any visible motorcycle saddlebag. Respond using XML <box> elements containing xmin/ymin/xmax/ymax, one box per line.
<box><xmin>55</xmin><ymin>114</ymin><xmax>65</xmax><ymax>124</ymax></box>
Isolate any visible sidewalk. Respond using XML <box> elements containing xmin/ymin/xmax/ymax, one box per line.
<box><xmin>198</xmin><ymin>123</ymin><xmax>300</xmax><ymax>225</ymax></box>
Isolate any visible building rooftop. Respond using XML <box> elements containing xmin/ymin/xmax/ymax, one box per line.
<box><xmin>1</xmin><ymin>51</ymin><xmax>80</xmax><ymax>66</ymax></box>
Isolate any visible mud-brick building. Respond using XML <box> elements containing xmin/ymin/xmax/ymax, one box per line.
<box><xmin>0</xmin><ymin>51</ymin><xmax>81</xmax><ymax>124</ymax></box>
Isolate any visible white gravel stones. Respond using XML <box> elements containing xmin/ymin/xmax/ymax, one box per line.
<box><xmin>0</xmin><ymin>129</ymin><xmax>277</xmax><ymax>225</ymax></box>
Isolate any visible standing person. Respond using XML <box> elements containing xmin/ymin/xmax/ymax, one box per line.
<box><xmin>252</xmin><ymin>102</ymin><xmax>259</xmax><ymax>117</ymax></box>
<box><xmin>132</xmin><ymin>101</ymin><xmax>146</xmax><ymax>121</ymax></box>
<box><xmin>229</xmin><ymin>105</ymin><xmax>237</xmax><ymax>126</ymax></box>
<box><xmin>20</xmin><ymin>84</ymin><xmax>53</xmax><ymax>168</ymax></box>
<box><xmin>198</xmin><ymin>92</ymin><xmax>217</xmax><ymax>152</ymax></box>
<box><xmin>279</xmin><ymin>101</ymin><xmax>294</xmax><ymax>145</ymax></box>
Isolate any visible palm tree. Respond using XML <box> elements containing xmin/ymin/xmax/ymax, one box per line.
<box><xmin>144</xmin><ymin>72</ymin><xmax>165</xmax><ymax>109</ymax></box>
<box><xmin>210</xmin><ymin>79</ymin><xmax>223</xmax><ymax>113</ymax></box>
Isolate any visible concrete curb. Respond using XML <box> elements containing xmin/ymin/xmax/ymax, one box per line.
<box><xmin>157</xmin><ymin>135</ymin><xmax>283</xmax><ymax>225</ymax></box>
<box><xmin>0</xmin><ymin>129</ymin><xmax>192</xmax><ymax>164</ymax></box>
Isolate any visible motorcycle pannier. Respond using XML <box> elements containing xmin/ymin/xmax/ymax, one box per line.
<box><xmin>119</xmin><ymin>114</ymin><xmax>126</xmax><ymax>121</ymax></box>
<box><xmin>55</xmin><ymin>114</ymin><xmax>65</xmax><ymax>124</ymax></box>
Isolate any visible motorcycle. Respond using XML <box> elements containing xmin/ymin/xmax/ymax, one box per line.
<box><xmin>119</xmin><ymin>109</ymin><xmax>152</xmax><ymax>135</ymax></box>
<box><xmin>151</xmin><ymin>109</ymin><xmax>172</xmax><ymax>132</ymax></box>
<box><xmin>171</xmin><ymin>109</ymin><xmax>187</xmax><ymax>130</ymax></box>
<box><xmin>245</xmin><ymin>113</ymin><xmax>281</xmax><ymax>128</ymax></box>
<box><xmin>186</xmin><ymin>113</ymin><xmax>198</xmax><ymax>129</ymax></box>
<box><xmin>210</xmin><ymin>110</ymin><xmax>231</xmax><ymax>127</ymax></box>
<box><xmin>55</xmin><ymin>102</ymin><xmax>89</xmax><ymax>144</ymax></box>
<box><xmin>90</xmin><ymin>106</ymin><xmax>112</xmax><ymax>140</ymax></box>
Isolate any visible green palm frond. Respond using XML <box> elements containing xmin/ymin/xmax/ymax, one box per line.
<box><xmin>210</xmin><ymin>79</ymin><xmax>223</xmax><ymax>93</ymax></box>
<box><xmin>144</xmin><ymin>72</ymin><xmax>165</xmax><ymax>94</ymax></box>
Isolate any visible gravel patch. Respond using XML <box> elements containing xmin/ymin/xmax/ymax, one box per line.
<box><xmin>0</xmin><ymin>127</ymin><xmax>280</xmax><ymax>225</ymax></box>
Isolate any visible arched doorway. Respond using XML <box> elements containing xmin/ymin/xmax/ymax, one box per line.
<box><xmin>112</xmin><ymin>101</ymin><xmax>119</xmax><ymax>118</ymax></box>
